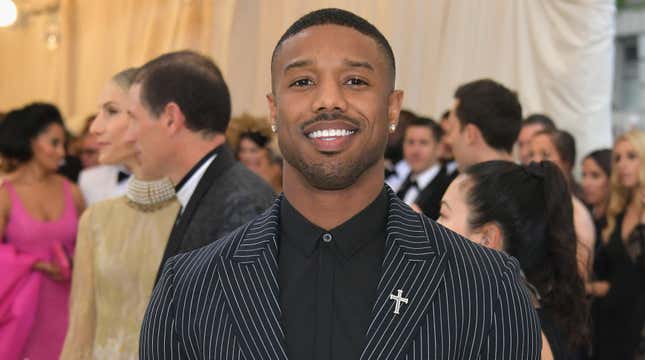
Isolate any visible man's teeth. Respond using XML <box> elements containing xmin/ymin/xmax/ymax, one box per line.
<box><xmin>308</xmin><ymin>129</ymin><xmax>355</xmax><ymax>139</ymax></box>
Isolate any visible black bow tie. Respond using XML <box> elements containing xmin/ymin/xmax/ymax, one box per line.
<box><xmin>396</xmin><ymin>177</ymin><xmax>418</xmax><ymax>199</ymax></box>
<box><xmin>117</xmin><ymin>171</ymin><xmax>130</xmax><ymax>183</ymax></box>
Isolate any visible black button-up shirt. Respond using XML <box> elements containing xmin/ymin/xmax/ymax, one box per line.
<box><xmin>279</xmin><ymin>189</ymin><xmax>388</xmax><ymax>360</ymax></box>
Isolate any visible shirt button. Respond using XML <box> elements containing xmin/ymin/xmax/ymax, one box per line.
<box><xmin>322</xmin><ymin>233</ymin><xmax>333</xmax><ymax>243</ymax></box>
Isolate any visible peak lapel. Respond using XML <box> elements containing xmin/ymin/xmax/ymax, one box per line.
<box><xmin>361</xmin><ymin>191</ymin><xmax>448</xmax><ymax>360</ymax></box>
<box><xmin>222</xmin><ymin>199</ymin><xmax>288</xmax><ymax>360</ymax></box>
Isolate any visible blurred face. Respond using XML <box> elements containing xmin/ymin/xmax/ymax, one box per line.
<box><xmin>529</xmin><ymin>134</ymin><xmax>567</xmax><ymax>175</ymax></box>
<box><xmin>31</xmin><ymin>123</ymin><xmax>65</xmax><ymax>172</ymax></box>
<box><xmin>80</xmin><ymin>134</ymin><xmax>100</xmax><ymax>168</ymax></box>
<box><xmin>403</xmin><ymin>125</ymin><xmax>439</xmax><ymax>174</ymax></box>
<box><xmin>581</xmin><ymin>157</ymin><xmax>610</xmax><ymax>207</ymax></box>
<box><xmin>268</xmin><ymin>24</ymin><xmax>402</xmax><ymax>190</ymax></box>
<box><xmin>238</xmin><ymin>137</ymin><xmax>269</xmax><ymax>173</ymax></box>
<box><xmin>437</xmin><ymin>175</ymin><xmax>486</xmax><ymax>245</ymax></box>
<box><xmin>91</xmin><ymin>81</ymin><xmax>137</xmax><ymax>165</ymax></box>
<box><xmin>517</xmin><ymin>124</ymin><xmax>543</xmax><ymax>165</ymax></box>
<box><xmin>614</xmin><ymin>139</ymin><xmax>641</xmax><ymax>189</ymax></box>
<box><xmin>126</xmin><ymin>83</ymin><xmax>172</xmax><ymax>178</ymax></box>
<box><xmin>444</xmin><ymin>100</ymin><xmax>469</xmax><ymax>168</ymax></box>
<box><xmin>438</xmin><ymin>117</ymin><xmax>453</xmax><ymax>161</ymax></box>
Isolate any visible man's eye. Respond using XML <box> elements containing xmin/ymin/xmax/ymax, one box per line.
<box><xmin>345</xmin><ymin>77</ymin><xmax>367</xmax><ymax>86</ymax></box>
<box><xmin>290</xmin><ymin>79</ymin><xmax>314</xmax><ymax>87</ymax></box>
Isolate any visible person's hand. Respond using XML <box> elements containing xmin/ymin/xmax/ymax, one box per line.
<box><xmin>586</xmin><ymin>281</ymin><xmax>611</xmax><ymax>297</ymax></box>
<box><xmin>32</xmin><ymin>261</ymin><xmax>65</xmax><ymax>282</ymax></box>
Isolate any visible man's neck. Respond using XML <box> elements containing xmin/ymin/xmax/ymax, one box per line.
<box><xmin>169</xmin><ymin>133</ymin><xmax>225</xmax><ymax>185</ymax></box>
<box><xmin>461</xmin><ymin>146</ymin><xmax>512</xmax><ymax>170</ymax></box>
<box><xmin>282</xmin><ymin>163</ymin><xmax>385</xmax><ymax>231</ymax></box>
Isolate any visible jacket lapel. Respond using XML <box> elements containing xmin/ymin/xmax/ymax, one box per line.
<box><xmin>361</xmin><ymin>189</ymin><xmax>448</xmax><ymax>360</ymax></box>
<box><xmin>221</xmin><ymin>198</ymin><xmax>288</xmax><ymax>360</ymax></box>
<box><xmin>168</xmin><ymin>145</ymin><xmax>236</xmax><ymax>247</ymax></box>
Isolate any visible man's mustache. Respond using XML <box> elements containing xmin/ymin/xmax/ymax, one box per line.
<box><xmin>300</xmin><ymin>112</ymin><xmax>361</xmax><ymax>131</ymax></box>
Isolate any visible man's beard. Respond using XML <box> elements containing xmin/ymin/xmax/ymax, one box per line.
<box><xmin>278</xmin><ymin>111</ymin><xmax>385</xmax><ymax>190</ymax></box>
<box><xmin>282</xmin><ymin>149</ymin><xmax>382</xmax><ymax>190</ymax></box>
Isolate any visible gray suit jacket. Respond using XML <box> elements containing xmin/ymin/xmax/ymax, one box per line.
<box><xmin>141</xmin><ymin>187</ymin><xmax>541</xmax><ymax>359</ymax></box>
<box><xmin>154</xmin><ymin>145</ymin><xmax>274</xmax><ymax>281</ymax></box>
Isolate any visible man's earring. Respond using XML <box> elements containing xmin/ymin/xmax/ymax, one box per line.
<box><xmin>389</xmin><ymin>123</ymin><xmax>397</xmax><ymax>133</ymax></box>
<box><xmin>271</xmin><ymin>123</ymin><xmax>277</xmax><ymax>133</ymax></box>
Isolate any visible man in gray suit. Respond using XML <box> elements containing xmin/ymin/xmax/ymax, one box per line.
<box><xmin>140</xmin><ymin>9</ymin><xmax>541</xmax><ymax>359</ymax></box>
<box><xmin>125</xmin><ymin>51</ymin><xmax>274</xmax><ymax>281</ymax></box>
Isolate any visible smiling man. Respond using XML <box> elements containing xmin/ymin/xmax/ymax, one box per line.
<box><xmin>140</xmin><ymin>8</ymin><xmax>541</xmax><ymax>360</ymax></box>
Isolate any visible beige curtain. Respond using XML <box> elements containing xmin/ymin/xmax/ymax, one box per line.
<box><xmin>0</xmin><ymin>0</ymin><xmax>615</xmax><ymax>159</ymax></box>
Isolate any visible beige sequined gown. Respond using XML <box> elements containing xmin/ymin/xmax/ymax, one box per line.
<box><xmin>60</xmin><ymin>178</ymin><xmax>179</xmax><ymax>360</ymax></box>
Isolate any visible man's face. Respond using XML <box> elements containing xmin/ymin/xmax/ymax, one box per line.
<box><xmin>80</xmin><ymin>134</ymin><xmax>100</xmax><ymax>168</ymax></box>
<box><xmin>517</xmin><ymin>123</ymin><xmax>543</xmax><ymax>165</ymax></box>
<box><xmin>125</xmin><ymin>84</ymin><xmax>170</xmax><ymax>178</ymax></box>
<box><xmin>444</xmin><ymin>100</ymin><xmax>469</xmax><ymax>168</ymax></box>
<box><xmin>403</xmin><ymin>126</ymin><xmax>439</xmax><ymax>174</ymax></box>
<box><xmin>268</xmin><ymin>25</ymin><xmax>402</xmax><ymax>190</ymax></box>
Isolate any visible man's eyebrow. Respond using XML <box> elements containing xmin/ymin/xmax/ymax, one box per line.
<box><xmin>284</xmin><ymin>59</ymin><xmax>313</xmax><ymax>73</ymax></box>
<box><xmin>343</xmin><ymin>59</ymin><xmax>374</xmax><ymax>71</ymax></box>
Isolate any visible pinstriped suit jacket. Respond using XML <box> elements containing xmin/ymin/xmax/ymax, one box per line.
<box><xmin>140</xmin><ymin>188</ymin><xmax>541</xmax><ymax>359</ymax></box>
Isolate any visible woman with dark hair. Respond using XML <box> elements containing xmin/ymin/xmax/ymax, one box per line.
<box><xmin>581</xmin><ymin>149</ymin><xmax>612</xmax><ymax>249</ymax></box>
<box><xmin>0</xmin><ymin>103</ymin><xmax>85</xmax><ymax>359</ymax></box>
<box><xmin>530</xmin><ymin>129</ymin><xmax>595</xmax><ymax>283</ymax></box>
<box><xmin>438</xmin><ymin>160</ymin><xmax>588</xmax><ymax>359</ymax></box>
<box><xmin>227</xmin><ymin>114</ymin><xmax>282</xmax><ymax>193</ymax></box>
<box><xmin>591</xmin><ymin>130</ymin><xmax>645</xmax><ymax>359</ymax></box>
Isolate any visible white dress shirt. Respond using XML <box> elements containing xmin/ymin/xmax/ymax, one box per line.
<box><xmin>176</xmin><ymin>153</ymin><xmax>217</xmax><ymax>214</ymax></box>
<box><xmin>402</xmin><ymin>164</ymin><xmax>441</xmax><ymax>205</ymax></box>
<box><xmin>78</xmin><ymin>165</ymin><xmax>129</xmax><ymax>206</ymax></box>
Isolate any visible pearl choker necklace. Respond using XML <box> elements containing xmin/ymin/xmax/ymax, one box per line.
<box><xmin>125</xmin><ymin>177</ymin><xmax>176</xmax><ymax>212</ymax></box>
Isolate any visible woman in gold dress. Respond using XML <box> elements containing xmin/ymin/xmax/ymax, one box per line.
<box><xmin>60</xmin><ymin>68</ymin><xmax>180</xmax><ymax>359</ymax></box>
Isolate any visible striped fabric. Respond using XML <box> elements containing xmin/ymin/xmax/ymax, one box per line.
<box><xmin>140</xmin><ymin>188</ymin><xmax>541</xmax><ymax>359</ymax></box>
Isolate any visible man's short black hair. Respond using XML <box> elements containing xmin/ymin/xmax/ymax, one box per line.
<box><xmin>405</xmin><ymin>116</ymin><xmax>444</xmax><ymax>143</ymax></box>
<box><xmin>0</xmin><ymin>103</ymin><xmax>65</xmax><ymax>163</ymax></box>
<box><xmin>523</xmin><ymin>113</ymin><xmax>556</xmax><ymax>131</ymax></box>
<box><xmin>454</xmin><ymin>79</ymin><xmax>522</xmax><ymax>153</ymax></box>
<box><xmin>133</xmin><ymin>50</ymin><xmax>231</xmax><ymax>134</ymax></box>
<box><xmin>271</xmin><ymin>8</ymin><xmax>396</xmax><ymax>88</ymax></box>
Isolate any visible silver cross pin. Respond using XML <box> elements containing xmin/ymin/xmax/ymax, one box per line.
<box><xmin>389</xmin><ymin>289</ymin><xmax>409</xmax><ymax>315</ymax></box>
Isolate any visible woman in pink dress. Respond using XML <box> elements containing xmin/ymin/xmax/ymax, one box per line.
<box><xmin>0</xmin><ymin>103</ymin><xmax>85</xmax><ymax>359</ymax></box>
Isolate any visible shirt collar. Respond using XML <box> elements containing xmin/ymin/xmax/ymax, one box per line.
<box><xmin>176</xmin><ymin>150</ymin><xmax>218</xmax><ymax>209</ymax></box>
<box><xmin>412</xmin><ymin>163</ymin><xmax>441</xmax><ymax>190</ymax></box>
<box><xmin>280</xmin><ymin>187</ymin><xmax>389</xmax><ymax>258</ymax></box>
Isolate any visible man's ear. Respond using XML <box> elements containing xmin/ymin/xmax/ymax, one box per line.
<box><xmin>162</xmin><ymin>102</ymin><xmax>186</xmax><ymax>136</ymax></box>
<box><xmin>464</xmin><ymin>123</ymin><xmax>481</xmax><ymax>145</ymax></box>
<box><xmin>387</xmin><ymin>90</ymin><xmax>404</xmax><ymax>131</ymax></box>
<box><xmin>480</xmin><ymin>222</ymin><xmax>504</xmax><ymax>250</ymax></box>
<box><xmin>267</xmin><ymin>93</ymin><xmax>278</xmax><ymax>132</ymax></box>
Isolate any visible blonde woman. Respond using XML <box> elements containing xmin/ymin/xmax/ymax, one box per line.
<box><xmin>591</xmin><ymin>130</ymin><xmax>645</xmax><ymax>359</ymax></box>
<box><xmin>61</xmin><ymin>69</ymin><xmax>179</xmax><ymax>359</ymax></box>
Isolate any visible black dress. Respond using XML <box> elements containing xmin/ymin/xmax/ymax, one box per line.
<box><xmin>592</xmin><ymin>213</ymin><xmax>645</xmax><ymax>359</ymax></box>
<box><xmin>538</xmin><ymin>307</ymin><xmax>569</xmax><ymax>360</ymax></box>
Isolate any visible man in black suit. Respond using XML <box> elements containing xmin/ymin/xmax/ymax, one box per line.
<box><xmin>125</xmin><ymin>51</ymin><xmax>274</xmax><ymax>281</ymax></box>
<box><xmin>396</xmin><ymin>116</ymin><xmax>449</xmax><ymax>220</ymax></box>
<box><xmin>140</xmin><ymin>9</ymin><xmax>541</xmax><ymax>359</ymax></box>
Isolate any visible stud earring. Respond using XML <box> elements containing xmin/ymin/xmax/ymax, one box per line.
<box><xmin>389</xmin><ymin>123</ymin><xmax>397</xmax><ymax>132</ymax></box>
<box><xmin>271</xmin><ymin>124</ymin><xmax>277</xmax><ymax>133</ymax></box>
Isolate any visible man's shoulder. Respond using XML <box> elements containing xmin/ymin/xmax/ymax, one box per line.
<box><xmin>167</xmin><ymin>219</ymin><xmax>250</xmax><ymax>281</ymax></box>
<box><xmin>203</xmin><ymin>162</ymin><xmax>274</xmax><ymax>206</ymax></box>
<box><xmin>423</xmin><ymin>216</ymin><xmax>522</xmax><ymax>283</ymax></box>
<box><xmin>168</xmin><ymin>204</ymin><xmax>275</xmax><ymax>278</ymax></box>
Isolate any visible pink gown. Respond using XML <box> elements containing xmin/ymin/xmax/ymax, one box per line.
<box><xmin>3</xmin><ymin>179</ymin><xmax>78</xmax><ymax>360</ymax></box>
